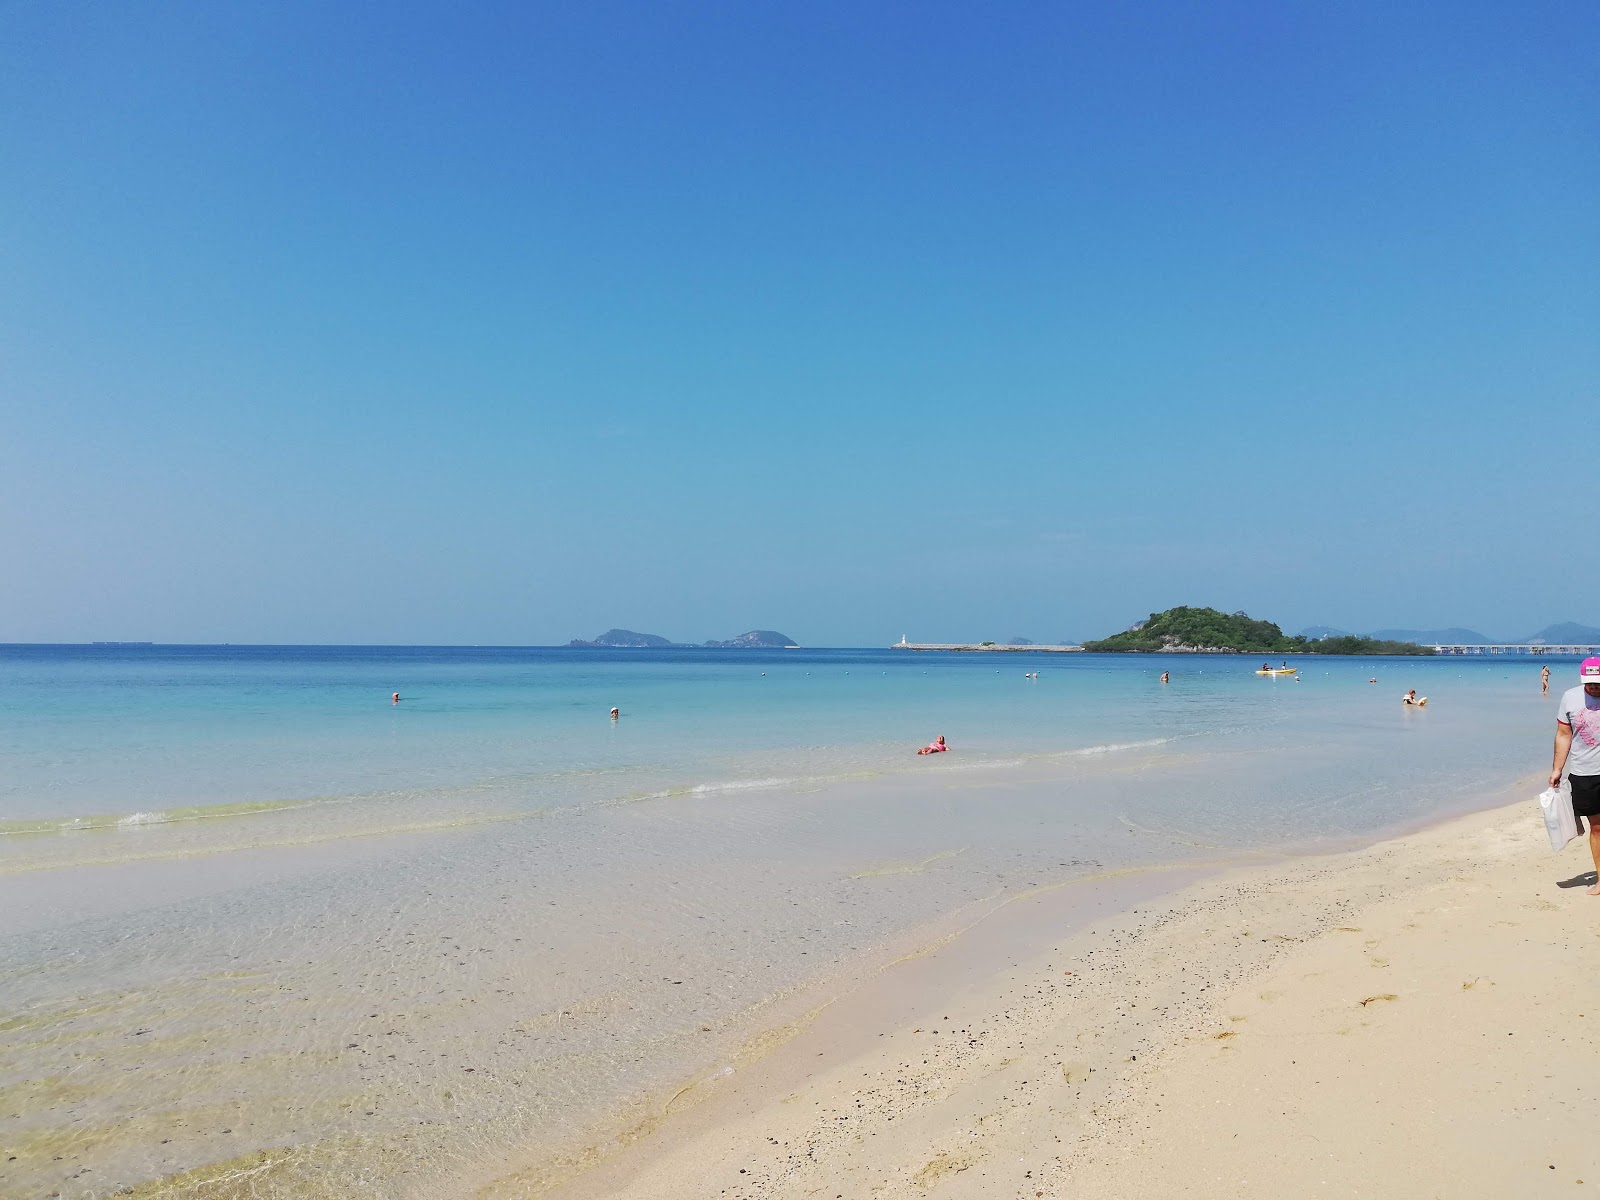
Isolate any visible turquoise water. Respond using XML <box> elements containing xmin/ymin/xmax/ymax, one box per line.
<box><xmin>0</xmin><ymin>644</ymin><xmax>1553</xmax><ymax>835</ymax></box>
<box><xmin>0</xmin><ymin>645</ymin><xmax>1557</xmax><ymax>1197</ymax></box>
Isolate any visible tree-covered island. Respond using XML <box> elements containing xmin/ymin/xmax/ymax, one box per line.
<box><xmin>1083</xmin><ymin>606</ymin><xmax>1434</xmax><ymax>655</ymax></box>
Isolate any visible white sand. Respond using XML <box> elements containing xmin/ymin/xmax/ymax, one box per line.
<box><xmin>530</xmin><ymin>786</ymin><xmax>1600</xmax><ymax>1199</ymax></box>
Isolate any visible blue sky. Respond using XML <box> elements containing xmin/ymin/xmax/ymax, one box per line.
<box><xmin>2</xmin><ymin>2</ymin><xmax>1595</xmax><ymax>645</ymax></box>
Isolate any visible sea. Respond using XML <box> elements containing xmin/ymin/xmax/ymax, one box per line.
<box><xmin>0</xmin><ymin>644</ymin><xmax>1559</xmax><ymax>1197</ymax></box>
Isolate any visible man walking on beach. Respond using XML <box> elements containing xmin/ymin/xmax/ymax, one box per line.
<box><xmin>1549</xmin><ymin>657</ymin><xmax>1600</xmax><ymax>895</ymax></box>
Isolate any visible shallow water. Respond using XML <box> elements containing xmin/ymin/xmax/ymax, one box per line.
<box><xmin>0</xmin><ymin>646</ymin><xmax>1556</xmax><ymax>1196</ymax></box>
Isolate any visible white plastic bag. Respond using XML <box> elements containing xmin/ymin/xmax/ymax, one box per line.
<box><xmin>1540</xmin><ymin>781</ymin><xmax>1579</xmax><ymax>852</ymax></box>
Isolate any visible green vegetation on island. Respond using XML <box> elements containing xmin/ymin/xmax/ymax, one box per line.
<box><xmin>1303</xmin><ymin>634</ymin><xmax>1434</xmax><ymax>656</ymax></box>
<box><xmin>1083</xmin><ymin>606</ymin><xmax>1435</xmax><ymax>655</ymax></box>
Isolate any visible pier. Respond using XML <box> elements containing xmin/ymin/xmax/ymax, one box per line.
<box><xmin>1431</xmin><ymin>644</ymin><xmax>1600</xmax><ymax>655</ymax></box>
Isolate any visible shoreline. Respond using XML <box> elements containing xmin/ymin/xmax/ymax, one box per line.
<box><xmin>517</xmin><ymin>770</ymin><xmax>1592</xmax><ymax>1199</ymax></box>
<box><xmin>4</xmin><ymin>745</ymin><xmax>1557</xmax><ymax>1197</ymax></box>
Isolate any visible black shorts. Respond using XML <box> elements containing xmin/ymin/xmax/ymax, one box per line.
<box><xmin>1569</xmin><ymin>774</ymin><xmax>1600</xmax><ymax>819</ymax></box>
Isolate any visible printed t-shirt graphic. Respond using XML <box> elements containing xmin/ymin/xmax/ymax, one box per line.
<box><xmin>1557</xmin><ymin>686</ymin><xmax>1600</xmax><ymax>775</ymax></box>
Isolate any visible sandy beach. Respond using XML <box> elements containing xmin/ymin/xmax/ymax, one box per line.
<box><xmin>537</xmin><ymin>779</ymin><xmax>1600</xmax><ymax>1200</ymax></box>
<box><xmin>5</xmin><ymin>649</ymin><xmax>1560</xmax><ymax>1199</ymax></box>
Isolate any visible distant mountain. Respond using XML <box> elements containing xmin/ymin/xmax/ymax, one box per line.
<box><xmin>704</xmin><ymin>630</ymin><xmax>796</xmax><ymax>648</ymax></box>
<box><xmin>1522</xmin><ymin>622</ymin><xmax>1600</xmax><ymax>645</ymax></box>
<box><xmin>1299</xmin><ymin>625</ymin><xmax>1350</xmax><ymax>640</ymax></box>
<box><xmin>1368</xmin><ymin>628</ymin><xmax>1493</xmax><ymax>645</ymax></box>
<box><xmin>568</xmin><ymin>628</ymin><xmax>678</xmax><ymax>648</ymax></box>
<box><xmin>1007</xmin><ymin>637</ymin><xmax>1034</xmax><ymax>646</ymax></box>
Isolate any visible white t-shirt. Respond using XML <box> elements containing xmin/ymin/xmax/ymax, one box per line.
<box><xmin>1557</xmin><ymin>685</ymin><xmax>1600</xmax><ymax>776</ymax></box>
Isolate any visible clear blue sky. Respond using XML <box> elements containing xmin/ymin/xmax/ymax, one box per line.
<box><xmin>2</xmin><ymin>2</ymin><xmax>1595</xmax><ymax>645</ymax></box>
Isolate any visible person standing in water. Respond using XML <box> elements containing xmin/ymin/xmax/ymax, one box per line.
<box><xmin>1542</xmin><ymin>665</ymin><xmax>1552</xmax><ymax>694</ymax></box>
<box><xmin>1549</xmin><ymin>658</ymin><xmax>1600</xmax><ymax>896</ymax></box>
<box><xmin>609</xmin><ymin>707</ymin><xmax>620</xmax><ymax>720</ymax></box>
<box><xmin>1160</xmin><ymin>672</ymin><xmax>1170</xmax><ymax>684</ymax></box>
<box><xmin>391</xmin><ymin>692</ymin><xmax>401</xmax><ymax>704</ymax></box>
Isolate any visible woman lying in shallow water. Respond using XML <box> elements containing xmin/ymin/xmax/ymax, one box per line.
<box><xmin>917</xmin><ymin>735</ymin><xmax>948</xmax><ymax>755</ymax></box>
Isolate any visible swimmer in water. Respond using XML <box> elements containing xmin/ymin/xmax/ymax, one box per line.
<box><xmin>916</xmin><ymin>735</ymin><xmax>948</xmax><ymax>755</ymax></box>
<box><xmin>609</xmin><ymin>707</ymin><xmax>620</xmax><ymax>720</ymax></box>
<box><xmin>392</xmin><ymin>692</ymin><xmax>401</xmax><ymax>704</ymax></box>
<box><xmin>1160</xmin><ymin>672</ymin><xmax>1170</xmax><ymax>684</ymax></box>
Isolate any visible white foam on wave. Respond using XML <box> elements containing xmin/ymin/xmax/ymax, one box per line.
<box><xmin>612</xmin><ymin>740</ymin><xmax>1178</xmax><ymax>808</ymax></box>
<box><xmin>936</xmin><ymin>756</ymin><xmax>1029</xmax><ymax>772</ymax></box>
<box><xmin>116</xmin><ymin>811</ymin><xmax>171</xmax><ymax>828</ymax></box>
<box><xmin>619</xmin><ymin>777</ymin><xmax>801</xmax><ymax>804</ymax></box>
<box><xmin>920</xmin><ymin>738</ymin><xmax>1174</xmax><ymax>774</ymax></box>
<box><xmin>1046</xmin><ymin>736</ymin><xmax>1173</xmax><ymax>758</ymax></box>
<box><xmin>612</xmin><ymin>770</ymin><xmax>885</xmax><ymax>807</ymax></box>
<box><xmin>689</xmin><ymin>777</ymin><xmax>798</xmax><ymax>795</ymax></box>
<box><xmin>0</xmin><ymin>798</ymin><xmax>322</xmax><ymax>838</ymax></box>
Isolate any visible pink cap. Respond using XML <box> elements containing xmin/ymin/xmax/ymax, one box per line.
<box><xmin>1582</xmin><ymin>657</ymin><xmax>1600</xmax><ymax>683</ymax></box>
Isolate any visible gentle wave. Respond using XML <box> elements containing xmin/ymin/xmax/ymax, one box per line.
<box><xmin>0</xmin><ymin>739</ymin><xmax>1176</xmax><ymax>841</ymax></box>
<box><xmin>611</xmin><ymin>776</ymin><xmax>818</xmax><ymax>806</ymax></box>
<box><xmin>935</xmin><ymin>756</ymin><xmax>1029</xmax><ymax>771</ymax></box>
<box><xmin>616</xmin><ymin>739</ymin><xmax>1178</xmax><ymax>799</ymax></box>
<box><xmin>0</xmin><ymin>798</ymin><xmax>318</xmax><ymax>837</ymax></box>
<box><xmin>1040</xmin><ymin>736</ymin><xmax>1174</xmax><ymax>758</ymax></box>
<box><xmin>691</xmin><ymin>776</ymin><xmax>802</xmax><ymax>795</ymax></box>
<box><xmin>0</xmin><ymin>809</ymin><xmax>552</xmax><ymax>875</ymax></box>
<box><xmin>116</xmin><ymin>811</ymin><xmax>168</xmax><ymax>828</ymax></box>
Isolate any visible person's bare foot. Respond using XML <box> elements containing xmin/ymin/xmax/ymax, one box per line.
<box><xmin>1587</xmin><ymin>882</ymin><xmax>1600</xmax><ymax>897</ymax></box>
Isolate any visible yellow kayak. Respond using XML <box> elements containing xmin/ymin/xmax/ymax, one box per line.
<box><xmin>1255</xmin><ymin>668</ymin><xmax>1297</xmax><ymax>675</ymax></box>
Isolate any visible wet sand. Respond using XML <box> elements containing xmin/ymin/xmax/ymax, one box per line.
<box><xmin>538</xmin><ymin>777</ymin><xmax>1600</xmax><ymax>1199</ymax></box>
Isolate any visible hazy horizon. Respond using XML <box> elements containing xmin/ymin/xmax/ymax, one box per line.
<box><xmin>3</xmin><ymin>2</ymin><xmax>1595</xmax><ymax>646</ymax></box>
<box><xmin>10</xmin><ymin>613</ymin><xmax>1600</xmax><ymax>649</ymax></box>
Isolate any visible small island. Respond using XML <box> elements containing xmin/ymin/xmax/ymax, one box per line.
<box><xmin>704</xmin><ymin>630</ymin><xmax>796</xmax><ymax>648</ymax></box>
<box><xmin>1083</xmin><ymin>606</ymin><xmax>1434</xmax><ymax>655</ymax></box>
<box><xmin>567</xmin><ymin>628</ymin><xmax>677</xmax><ymax>648</ymax></box>
<box><xmin>568</xmin><ymin>628</ymin><xmax>799</xmax><ymax>649</ymax></box>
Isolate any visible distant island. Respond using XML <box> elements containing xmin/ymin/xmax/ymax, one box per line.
<box><xmin>1523</xmin><ymin>622</ymin><xmax>1600</xmax><ymax>645</ymax></box>
<box><xmin>1368</xmin><ymin>627</ymin><xmax>1494</xmax><ymax>646</ymax></box>
<box><xmin>1294</xmin><ymin>622</ymin><xmax>1600</xmax><ymax>647</ymax></box>
<box><xmin>1085</xmin><ymin>607</ymin><xmax>1434</xmax><ymax>655</ymax></box>
<box><xmin>1297</xmin><ymin>625</ymin><xmax>1350</xmax><ymax>640</ymax></box>
<box><xmin>568</xmin><ymin>628</ymin><xmax>678</xmax><ymax>648</ymax></box>
<box><xmin>703</xmin><ymin>630</ymin><xmax>796</xmax><ymax>648</ymax></box>
<box><xmin>568</xmin><ymin>628</ymin><xmax>797</xmax><ymax>649</ymax></box>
